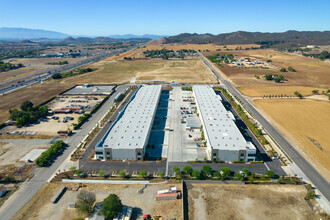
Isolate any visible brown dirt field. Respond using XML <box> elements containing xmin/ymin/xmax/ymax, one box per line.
<box><xmin>239</xmin><ymin>86</ymin><xmax>328</xmax><ymax>97</ymax></box>
<box><xmin>14</xmin><ymin>183</ymin><xmax>182</xmax><ymax>220</ymax></box>
<box><xmin>0</xmin><ymin>81</ymin><xmax>72</xmax><ymax>124</ymax></box>
<box><xmin>59</xmin><ymin>58</ymin><xmax>217</xmax><ymax>85</ymax></box>
<box><xmin>188</xmin><ymin>184</ymin><xmax>318</xmax><ymax>220</ymax></box>
<box><xmin>204</xmin><ymin>49</ymin><xmax>330</xmax><ymax>88</ymax></box>
<box><xmin>254</xmin><ymin>99</ymin><xmax>330</xmax><ymax>180</ymax></box>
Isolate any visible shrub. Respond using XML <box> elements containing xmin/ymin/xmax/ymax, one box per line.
<box><xmin>98</xmin><ymin>170</ymin><xmax>105</xmax><ymax>176</ymax></box>
<box><xmin>159</xmin><ymin>172</ymin><xmax>165</xmax><ymax>178</ymax></box>
<box><xmin>280</xmin><ymin>67</ymin><xmax>287</xmax><ymax>72</ymax></box>
<box><xmin>294</xmin><ymin>91</ymin><xmax>303</xmax><ymax>99</ymax></box>
<box><xmin>242</xmin><ymin>168</ymin><xmax>250</xmax><ymax>176</ymax></box>
<box><xmin>75</xmin><ymin>170</ymin><xmax>82</xmax><ymax>175</ymax></box>
<box><xmin>288</xmin><ymin>67</ymin><xmax>295</xmax><ymax>72</ymax></box>
<box><xmin>118</xmin><ymin>171</ymin><xmax>126</xmax><ymax>178</ymax></box>
<box><xmin>266</xmin><ymin>59</ymin><xmax>272</xmax><ymax>62</ymax></box>
<box><xmin>138</xmin><ymin>169</ymin><xmax>147</xmax><ymax>178</ymax></box>
<box><xmin>265</xmin><ymin>170</ymin><xmax>275</xmax><ymax>178</ymax></box>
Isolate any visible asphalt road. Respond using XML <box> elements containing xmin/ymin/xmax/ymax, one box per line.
<box><xmin>0</xmin><ymin>46</ymin><xmax>138</xmax><ymax>95</ymax></box>
<box><xmin>200</xmin><ymin>53</ymin><xmax>330</xmax><ymax>201</ymax></box>
<box><xmin>0</xmin><ymin>85</ymin><xmax>128</xmax><ymax>220</ymax></box>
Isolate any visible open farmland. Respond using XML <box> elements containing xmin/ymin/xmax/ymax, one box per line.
<box><xmin>13</xmin><ymin>183</ymin><xmax>182</xmax><ymax>220</ymax></box>
<box><xmin>239</xmin><ymin>86</ymin><xmax>328</xmax><ymax>97</ymax></box>
<box><xmin>0</xmin><ymin>81</ymin><xmax>72</xmax><ymax>124</ymax></box>
<box><xmin>203</xmin><ymin>49</ymin><xmax>330</xmax><ymax>89</ymax></box>
<box><xmin>188</xmin><ymin>184</ymin><xmax>318</xmax><ymax>220</ymax></box>
<box><xmin>59</xmin><ymin>58</ymin><xmax>217</xmax><ymax>84</ymax></box>
<box><xmin>254</xmin><ymin>99</ymin><xmax>330</xmax><ymax>180</ymax></box>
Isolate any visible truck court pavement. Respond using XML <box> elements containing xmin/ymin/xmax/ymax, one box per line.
<box><xmin>0</xmin><ymin>85</ymin><xmax>130</xmax><ymax>220</ymax></box>
<box><xmin>199</xmin><ymin>53</ymin><xmax>330</xmax><ymax>202</ymax></box>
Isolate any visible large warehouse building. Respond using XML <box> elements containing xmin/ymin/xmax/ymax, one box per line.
<box><xmin>95</xmin><ymin>85</ymin><xmax>162</xmax><ymax>160</ymax></box>
<box><xmin>193</xmin><ymin>85</ymin><xmax>256</xmax><ymax>162</ymax></box>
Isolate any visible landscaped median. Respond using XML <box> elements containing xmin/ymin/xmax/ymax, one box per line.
<box><xmin>35</xmin><ymin>140</ymin><xmax>66</xmax><ymax>167</ymax></box>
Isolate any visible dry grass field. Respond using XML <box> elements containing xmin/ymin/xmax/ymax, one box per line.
<box><xmin>59</xmin><ymin>58</ymin><xmax>217</xmax><ymax>84</ymax></box>
<box><xmin>254</xmin><ymin>99</ymin><xmax>330</xmax><ymax>180</ymax></box>
<box><xmin>0</xmin><ymin>66</ymin><xmax>47</xmax><ymax>82</ymax></box>
<box><xmin>0</xmin><ymin>81</ymin><xmax>72</xmax><ymax>124</ymax></box>
<box><xmin>14</xmin><ymin>183</ymin><xmax>182</xmax><ymax>220</ymax></box>
<box><xmin>188</xmin><ymin>184</ymin><xmax>318</xmax><ymax>220</ymax></box>
<box><xmin>239</xmin><ymin>86</ymin><xmax>328</xmax><ymax>97</ymax></box>
<box><xmin>203</xmin><ymin>49</ymin><xmax>330</xmax><ymax>88</ymax></box>
<box><xmin>107</xmin><ymin>43</ymin><xmax>260</xmax><ymax>61</ymax></box>
<box><xmin>10</xmin><ymin>57</ymin><xmax>86</xmax><ymax>67</ymax></box>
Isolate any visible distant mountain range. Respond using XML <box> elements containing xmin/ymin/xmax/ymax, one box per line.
<box><xmin>59</xmin><ymin>36</ymin><xmax>151</xmax><ymax>44</ymax></box>
<box><xmin>0</xmin><ymin>27</ymin><xmax>165</xmax><ymax>42</ymax></box>
<box><xmin>0</xmin><ymin>27</ymin><xmax>68</xmax><ymax>41</ymax></box>
<box><xmin>164</xmin><ymin>31</ymin><xmax>330</xmax><ymax>46</ymax></box>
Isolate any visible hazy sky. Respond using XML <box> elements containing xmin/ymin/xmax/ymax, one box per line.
<box><xmin>1</xmin><ymin>0</ymin><xmax>329</xmax><ymax>36</ymax></box>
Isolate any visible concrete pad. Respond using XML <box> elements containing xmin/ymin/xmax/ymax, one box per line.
<box><xmin>20</xmin><ymin>149</ymin><xmax>46</xmax><ymax>162</ymax></box>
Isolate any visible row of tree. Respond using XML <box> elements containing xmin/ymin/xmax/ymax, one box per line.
<box><xmin>51</xmin><ymin>67</ymin><xmax>94</xmax><ymax>79</ymax></box>
<box><xmin>0</xmin><ymin>62</ymin><xmax>24</xmax><ymax>72</ymax></box>
<box><xmin>35</xmin><ymin>140</ymin><xmax>65</xmax><ymax>167</ymax></box>
<box><xmin>47</xmin><ymin>60</ymin><xmax>68</xmax><ymax>65</ymax></box>
<box><xmin>9</xmin><ymin>100</ymin><xmax>48</xmax><ymax>126</ymax></box>
<box><xmin>173</xmin><ymin>165</ymin><xmax>275</xmax><ymax>180</ymax></box>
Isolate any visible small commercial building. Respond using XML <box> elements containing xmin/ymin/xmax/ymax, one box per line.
<box><xmin>95</xmin><ymin>85</ymin><xmax>162</xmax><ymax>160</ymax></box>
<box><xmin>193</xmin><ymin>85</ymin><xmax>256</xmax><ymax>162</ymax></box>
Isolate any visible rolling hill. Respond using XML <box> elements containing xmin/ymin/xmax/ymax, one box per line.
<box><xmin>165</xmin><ymin>31</ymin><xmax>330</xmax><ymax>46</ymax></box>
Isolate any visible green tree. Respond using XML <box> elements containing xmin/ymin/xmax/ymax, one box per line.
<box><xmin>220</xmin><ymin>167</ymin><xmax>231</xmax><ymax>180</ymax></box>
<box><xmin>234</xmin><ymin>172</ymin><xmax>244</xmax><ymax>180</ymax></box>
<box><xmin>138</xmin><ymin>169</ymin><xmax>147</xmax><ymax>178</ymax></box>
<box><xmin>294</xmin><ymin>91</ymin><xmax>303</xmax><ymax>99</ymax></box>
<box><xmin>75</xmin><ymin>170</ymin><xmax>82</xmax><ymax>175</ymax></box>
<box><xmin>213</xmin><ymin>171</ymin><xmax>221</xmax><ymax>179</ymax></box>
<box><xmin>183</xmin><ymin>166</ymin><xmax>193</xmax><ymax>176</ymax></box>
<box><xmin>118</xmin><ymin>171</ymin><xmax>126</xmax><ymax>178</ymax></box>
<box><xmin>101</xmin><ymin>194</ymin><xmax>123</xmax><ymax>219</ymax></box>
<box><xmin>242</xmin><ymin>168</ymin><xmax>250</xmax><ymax>176</ymax></box>
<box><xmin>20</xmin><ymin>100</ymin><xmax>34</xmax><ymax>111</ymax></box>
<box><xmin>173</xmin><ymin>167</ymin><xmax>180</xmax><ymax>175</ymax></box>
<box><xmin>265</xmin><ymin>170</ymin><xmax>275</xmax><ymax>178</ymax></box>
<box><xmin>192</xmin><ymin>170</ymin><xmax>200</xmax><ymax>179</ymax></box>
<box><xmin>76</xmin><ymin>191</ymin><xmax>96</xmax><ymax>214</ymax></box>
<box><xmin>202</xmin><ymin>165</ymin><xmax>213</xmax><ymax>176</ymax></box>
<box><xmin>98</xmin><ymin>170</ymin><xmax>105</xmax><ymax>176</ymax></box>
<box><xmin>159</xmin><ymin>172</ymin><xmax>165</xmax><ymax>178</ymax></box>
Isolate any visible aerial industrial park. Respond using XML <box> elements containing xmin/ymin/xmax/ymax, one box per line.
<box><xmin>0</xmin><ymin>1</ymin><xmax>329</xmax><ymax>220</ymax></box>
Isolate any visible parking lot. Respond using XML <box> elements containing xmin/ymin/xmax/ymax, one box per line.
<box><xmin>167</xmin><ymin>87</ymin><xmax>208</xmax><ymax>162</ymax></box>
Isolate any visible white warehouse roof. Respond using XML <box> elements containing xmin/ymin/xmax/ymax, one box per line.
<box><xmin>101</xmin><ymin>85</ymin><xmax>162</xmax><ymax>149</ymax></box>
<box><xmin>193</xmin><ymin>85</ymin><xmax>255</xmax><ymax>151</ymax></box>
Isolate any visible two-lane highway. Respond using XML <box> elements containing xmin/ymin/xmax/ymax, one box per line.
<box><xmin>199</xmin><ymin>53</ymin><xmax>330</xmax><ymax>202</ymax></box>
